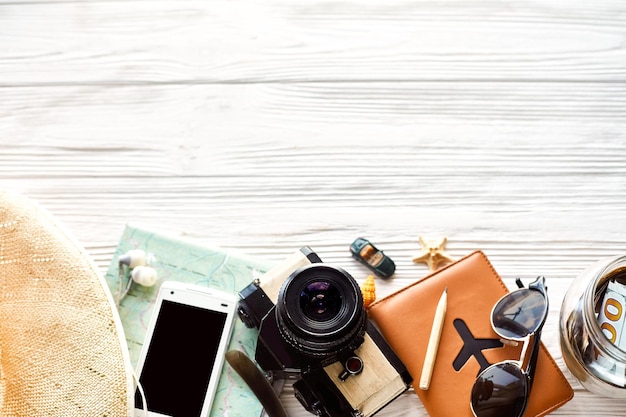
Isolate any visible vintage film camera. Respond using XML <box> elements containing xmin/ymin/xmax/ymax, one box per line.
<box><xmin>238</xmin><ymin>247</ymin><xmax>412</xmax><ymax>417</ymax></box>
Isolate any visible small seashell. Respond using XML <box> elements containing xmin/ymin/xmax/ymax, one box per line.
<box><xmin>361</xmin><ymin>275</ymin><xmax>376</xmax><ymax>309</ymax></box>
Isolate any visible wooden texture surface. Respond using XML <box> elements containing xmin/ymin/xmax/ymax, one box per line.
<box><xmin>1</xmin><ymin>0</ymin><xmax>626</xmax><ymax>415</ymax></box>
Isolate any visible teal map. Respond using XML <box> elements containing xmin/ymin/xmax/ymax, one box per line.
<box><xmin>104</xmin><ymin>224</ymin><xmax>273</xmax><ymax>417</ymax></box>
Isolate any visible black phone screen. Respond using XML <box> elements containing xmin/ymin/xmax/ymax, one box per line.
<box><xmin>135</xmin><ymin>299</ymin><xmax>228</xmax><ymax>417</ymax></box>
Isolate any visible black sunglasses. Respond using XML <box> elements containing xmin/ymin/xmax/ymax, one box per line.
<box><xmin>470</xmin><ymin>276</ymin><xmax>548</xmax><ymax>417</ymax></box>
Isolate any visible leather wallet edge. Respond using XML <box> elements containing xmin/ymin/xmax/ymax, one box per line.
<box><xmin>369</xmin><ymin>250</ymin><xmax>501</xmax><ymax>310</ymax></box>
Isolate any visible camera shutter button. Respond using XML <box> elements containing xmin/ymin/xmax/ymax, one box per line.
<box><xmin>338</xmin><ymin>356</ymin><xmax>364</xmax><ymax>381</ymax></box>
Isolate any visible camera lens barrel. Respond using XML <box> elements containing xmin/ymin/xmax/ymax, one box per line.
<box><xmin>276</xmin><ymin>264</ymin><xmax>367</xmax><ymax>361</ymax></box>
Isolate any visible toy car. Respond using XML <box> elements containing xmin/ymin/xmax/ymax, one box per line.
<box><xmin>349</xmin><ymin>237</ymin><xmax>396</xmax><ymax>278</ymax></box>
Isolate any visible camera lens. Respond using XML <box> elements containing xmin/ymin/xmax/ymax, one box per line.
<box><xmin>300</xmin><ymin>281</ymin><xmax>342</xmax><ymax>322</ymax></box>
<box><xmin>276</xmin><ymin>264</ymin><xmax>367</xmax><ymax>360</ymax></box>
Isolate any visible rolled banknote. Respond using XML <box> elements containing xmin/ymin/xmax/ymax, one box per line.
<box><xmin>598</xmin><ymin>280</ymin><xmax>626</xmax><ymax>350</ymax></box>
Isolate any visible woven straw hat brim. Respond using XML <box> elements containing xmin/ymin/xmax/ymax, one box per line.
<box><xmin>0</xmin><ymin>191</ymin><xmax>134</xmax><ymax>416</ymax></box>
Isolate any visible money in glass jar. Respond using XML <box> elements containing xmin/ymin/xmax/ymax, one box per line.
<box><xmin>561</xmin><ymin>257</ymin><xmax>626</xmax><ymax>397</ymax></box>
<box><xmin>598</xmin><ymin>279</ymin><xmax>626</xmax><ymax>350</ymax></box>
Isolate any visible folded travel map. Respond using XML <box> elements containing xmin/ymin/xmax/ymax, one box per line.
<box><xmin>104</xmin><ymin>224</ymin><xmax>273</xmax><ymax>417</ymax></box>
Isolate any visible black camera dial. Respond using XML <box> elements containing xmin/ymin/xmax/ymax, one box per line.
<box><xmin>339</xmin><ymin>356</ymin><xmax>364</xmax><ymax>381</ymax></box>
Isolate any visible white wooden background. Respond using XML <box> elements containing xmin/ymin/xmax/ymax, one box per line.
<box><xmin>2</xmin><ymin>0</ymin><xmax>626</xmax><ymax>415</ymax></box>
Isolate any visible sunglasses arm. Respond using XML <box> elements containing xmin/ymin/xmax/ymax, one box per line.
<box><xmin>525</xmin><ymin>276</ymin><xmax>547</xmax><ymax>390</ymax></box>
<box><xmin>516</xmin><ymin>335</ymin><xmax>531</xmax><ymax>369</ymax></box>
<box><xmin>525</xmin><ymin>330</ymin><xmax>542</xmax><ymax>390</ymax></box>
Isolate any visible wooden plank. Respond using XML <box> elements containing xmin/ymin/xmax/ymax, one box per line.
<box><xmin>0</xmin><ymin>0</ymin><xmax>625</xmax><ymax>84</ymax></box>
<box><xmin>1</xmin><ymin>81</ymin><xmax>624</xmax><ymax>154</ymax></box>
<box><xmin>2</xmin><ymin>167</ymin><xmax>625</xmax><ymax>278</ymax></box>
<box><xmin>1</xmin><ymin>82</ymin><xmax>624</xmax><ymax>297</ymax></box>
<box><xmin>1</xmin><ymin>79</ymin><xmax>625</xmax><ymax>231</ymax></box>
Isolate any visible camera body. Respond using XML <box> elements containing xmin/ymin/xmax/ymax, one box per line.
<box><xmin>238</xmin><ymin>247</ymin><xmax>412</xmax><ymax>417</ymax></box>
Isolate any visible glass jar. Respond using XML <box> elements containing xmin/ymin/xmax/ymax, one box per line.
<box><xmin>560</xmin><ymin>255</ymin><xmax>626</xmax><ymax>397</ymax></box>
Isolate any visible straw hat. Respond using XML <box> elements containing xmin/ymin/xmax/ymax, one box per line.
<box><xmin>0</xmin><ymin>190</ymin><xmax>134</xmax><ymax>416</ymax></box>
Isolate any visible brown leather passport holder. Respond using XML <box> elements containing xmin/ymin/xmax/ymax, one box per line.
<box><xmin>368</xmin><ymin>251</ymin><xmax>573</xmax><ymax>417</ymax></box>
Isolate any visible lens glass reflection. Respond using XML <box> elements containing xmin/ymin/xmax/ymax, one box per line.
<box><xmin>300</xmin><ymin>281</ymin><xmax>342</xmax><ymax>322</ymax></box>
<box><xmin>492</xmin><ymin>290</ymin><xmax>546</xmax><ymax>339</ymax></box>
<box><xmin>471</xmin><ymin>362</ymin><xmax>527</xmax><ymax>417</ymax></box>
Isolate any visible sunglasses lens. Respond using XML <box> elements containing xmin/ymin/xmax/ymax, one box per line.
<box><xmin>492</xmin><ymin>289</ymin><xmax>546</xmax><ymax>339</ymax></box>
<box><xmin>471</xmin><ymin>362</ymin><xmax>528</xmax><ymax>417</ymax></box>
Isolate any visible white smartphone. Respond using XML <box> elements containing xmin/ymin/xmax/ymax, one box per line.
<box><xmin>134</xmin><ymin>281</ymin><xmax>237</xmax><ymax>417</ymax></box>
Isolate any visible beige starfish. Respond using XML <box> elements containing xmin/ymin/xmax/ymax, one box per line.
<box><xmin>412</xmin><ymin>236</ymin><xmax>455</xmax><ymax>271</ymax></box>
